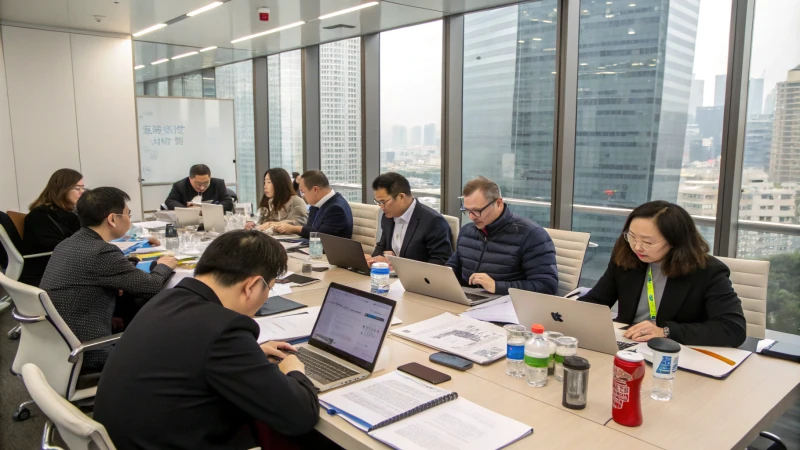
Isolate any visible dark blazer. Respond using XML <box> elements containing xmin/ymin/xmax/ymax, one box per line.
<box><xmin>372</xmin><ymin>201</ymin><xmax>452</xmax><ymax>265</ymax></box>
<box><xmin>300</xmin><ymin>192</ymin><xmax>353</xmax><ymax>239</ymax></box>
<box><xmin>21</xmin><ymin>205</ymin><xmax>81</xmax><ymax>286</ymax></box>
<box><xmin>165</xmin><ymin>177</ymin><xmax>233</xmax><ymax>212</ymax></box>
<box><xmin>580</xmin><ymin>256</ymin><xmax>747</xmax><ymax>347</ymax></box>
<box><xmin>93</xmin><ymin>278</ymin><xmax>319</xmax><ymax>450</ymax></box>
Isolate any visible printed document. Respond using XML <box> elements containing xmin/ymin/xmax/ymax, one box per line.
<box><xmin>391</xmin><ymin>313</ymin><xmax>507</xmax><ymax>364</ymax></box>
<box><xmin>460</xmin><ymin>296</ymin><xmax>519</xmax><ymax>324</ymax></box>
<box><xmin>255</xmin><ymin>306</ymin><xmax>320</xmax><ymax>343</ymax></box>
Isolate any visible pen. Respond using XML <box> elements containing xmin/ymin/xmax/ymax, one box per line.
<box><xmin>689</xmin><ymin>347</ymin><xmax>736</xmax><ymax>366</ymax></box>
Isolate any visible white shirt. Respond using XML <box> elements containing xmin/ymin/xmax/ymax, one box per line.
<box><xmin>391</xmin><ymin>199</ymin><xmax>417</xmax><ymax>255</ymax></box>
<box><xmin>313</xmin><ymin>189</ymin><xmax>337</xmax><ymax>209</ymax></box>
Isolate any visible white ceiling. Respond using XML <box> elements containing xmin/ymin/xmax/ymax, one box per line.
<box><xmin>0</xmin><ymin>0</ymin><xmax>523</xmax><ymax>82</ymax></box>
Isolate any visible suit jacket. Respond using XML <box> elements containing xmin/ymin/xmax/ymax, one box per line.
<box><xmin>372</xmin><ymin>201</ymin><xmax>452</xmax><ymax>265</ymax></box>
<box><xmin>580</xmin><ymin>256</ymin><xmax>747</xmax><ymax>347</ymax></box>
<box><xmin>300</xmin><ymin>192</ymin><xmax>353</xmax><ymax>239</ymax></box>
<box><xmin>165</xmin><ymin>177</ymin><xmax>233</xmax><ymax>212</ymax></box>
<box><xmin>20</xmin><ymin>205</ymin><xmax>81</xmax><ymax>286</ymax></box>
<box><xmin>93</xmin><ymin>278</ymin><xmax>319</xmax><ymax>450</ymax></box>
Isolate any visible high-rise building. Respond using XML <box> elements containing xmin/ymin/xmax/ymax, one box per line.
<box><xmin>410</xmin><ymin>126</ymin><xmax>422</xmax><ymax>146</ymax></box>
<box><xmin>688</xmin><ymin>75</ymin><xmax>705</xmax><ymax>122</ymax></box>
<box><xmin>769</xmin><ymin>65</ymin><xmax>800</xmax><ymax>184</ymax></box>
<box><xmin>696</xmin><ymin>106</ymin><xmax>724</xmax><ymax>159</ymax></box>
<box><xmin>391</xmin><ymin>125</ymin><xmax>407</xmax><ymax>149</ymax></box>
<box><xmin>764</xmin><ymin>87</ymin><xmax>776</xmax><ymax>115</ymax></box>
<box><xmin>714</xmin><ymin>74</ymin><xmax>727</xmax><ymax>107</ymax></box>
<box><xmin>267</xmin><ymin>52</ymin><xmax>303</xmax><ymax>176</ymax></box>
<box><xmin>423</xmin><ymin>123</ymin><xmax>437</xmax><ymax>147</ymax></box>
<box><xmin>748</xmin><ymin>77</ymin><xmax>764</xmax><ymax>117</ymax></box>
<box><xmin>744</xmin><ymin>114</ymin><xmax>774</xmax><ymax>170</ymax></box>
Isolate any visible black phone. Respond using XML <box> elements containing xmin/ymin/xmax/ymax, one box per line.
<box><xmin>397</xmin><ymin>362</ymin><xmax>451</xmax><ymax>385</ymax></box>
<box><xmin>429</xmin><ymin>352</ymin><xmax>473</xmax><ymax>371</ymax></box>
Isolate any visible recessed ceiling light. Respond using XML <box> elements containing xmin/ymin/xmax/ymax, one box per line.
<box><xmin>186</xmin><ymin>2</ymin><xmax>223</xmax><ymax>17</ymax></box>
<box><xmin>319</xmin><ymin>2</ymin><xmax>379</xmax><ymax>20</ymax></box>
<box><xmin>134</xmin><ymin>65</ymin><xmax>145</xmax><ymax>70</ymax></box>
<box><xmin>172</xmin><ymin>51</ymin><xmax>199</xmax><ymax>60</ymax></box>
<box><xmin>231</xmin><ymin>21</ymin><xmax>305</xmax><ymax>43</ymax></box>
<box><xmin>199</xmin><ymin>46</ymin><xmax>217</xmax><ymax>52</ymax></box>
<box><xmin>133</xmin><ymin>23</ymin><xmax>166</xmax><ymax>37</ymax></box>
<box><xmin>151</xmin><ymin>58</ymin><xmax>169</xmax><ymax>65</ymax></box>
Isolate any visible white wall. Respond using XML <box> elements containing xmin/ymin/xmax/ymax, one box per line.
<box><xmin>0</xmin><ymin>32</ymin><xmax>19</xmax><ymax>212</ymax></box>
<box><xmin>0</xmin><ymin>25</ymin><xmax>142</xmax><ymax>218</ymax></box>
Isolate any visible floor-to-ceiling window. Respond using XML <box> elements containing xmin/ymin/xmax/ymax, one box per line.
<box><xmin>267</xmin><ymin>51</ymin><xmax>304</xmax><ymax>177</ymax></box>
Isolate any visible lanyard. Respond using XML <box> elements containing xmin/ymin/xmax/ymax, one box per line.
<box><xmin>646</xmin><ymin>266</ymin><xmax>657</xmax><ymax>321</ymax></box>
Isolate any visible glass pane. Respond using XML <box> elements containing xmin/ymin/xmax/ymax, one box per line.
<box><xmin>380</xmin><ymin>21</ymin><xmax>443</xmax><ymax>211</ymax></box>
<box><xmin>203</xmin><ymin>69</ymin><xmax>216</xmax><ymax>97</ymax></box>
<box><xmin>169</xmin><ymin>76</ymin><xmax>183</xmax><ymax>97</ymax></box>
<box><xmin>268</xmin><ymin>51</ymin><xmax>304</xmax><ymax>176</ymax></box>
<box><xmin>183</xmin><ymin>72</ymin><xmax>203</xmax><ymax>98</ymax></box>
<box><xmin>135</xmin><ymin>82</ymin><xmax>144</xmax><ymax>96</ymax></box>
<box><xmin>462</xmin><ymin>2</ymin><xmax>558</xmax><ymax>226</ymax></box>
<box><xmin>573</xmin><ymin>0</ymin><xmax>730</xmax><ymax>286</ymax></box>
<box><xmin>321</xmin><ymin>38</ymin><xmax>363</xmax><ymax>203</ymax></box>
<box><xmin>157</xmin><ymin>80</ymin><xmax>168</xmax><ymax>97</ymax></box>
<box><xmin>215</xmin><ymin>61</ymin><xmax>257</xmax><ymax>208</ymax></box>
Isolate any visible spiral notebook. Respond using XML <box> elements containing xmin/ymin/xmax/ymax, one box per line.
<box><xmin>318</xmin><ymin>371</ymin><xmax>532</xmax><ymax>450</ymax></box>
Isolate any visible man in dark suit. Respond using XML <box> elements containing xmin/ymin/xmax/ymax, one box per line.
<box><xmin>94</xmin><ymin>230</ymin><xmax>319</xmax><ymax>449</ymax></box>
<box><xmin>366</xmin><ymin>172</ymin><xmax>452</xmax><ymax>267</ymax></box>
<box><xmin>164</xmin><ymin>164</ymin><xmax>234</xmax><ymax>212</ymax></box>
<box><xmin>274</xmin><ymin>170</ymin><xmax>353</xmax><ymax>239</ymax></box>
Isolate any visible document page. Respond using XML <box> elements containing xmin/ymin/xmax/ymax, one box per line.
<box><xmin>255</xmin><ymin>306</ymin><xmax>320</xmax><ymax>343</ymax></box>
<box><xmin>319</xmin><ymin>371</ymin><xmax>453</xmax><ymax>431</ymax></box>
<box><xmin>460</xmin><ymin>296</ymin><xmax>519</xmax><ymax>324</ymax></box>
<box><xmin>391</xmin><ymin>313</ymin><xmax>507</xmax><ymax>364</ymax></box>
<box><xmin>369</xmin><ymin>398</ymin><xmax>532</xmax><ymax>450</ymax></box>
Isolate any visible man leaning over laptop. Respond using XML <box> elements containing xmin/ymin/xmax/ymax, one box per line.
<box><xmin>446</xmin><ymin>176</ymin><xmax>558</xmax><ymax>296</ymax></box>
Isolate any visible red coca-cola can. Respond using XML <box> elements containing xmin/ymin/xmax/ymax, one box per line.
<box><xmin>612</xmin><ymin>350</ymin><xmax>645</xmax><ymax>427</ymax></box>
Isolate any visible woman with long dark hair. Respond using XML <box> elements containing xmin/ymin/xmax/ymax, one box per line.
<box><xmin>245</xmin><ymin>168</ymin><xmax>307</xmax><ymax>231</ymax></box>
<box><xmin>580</xmin><ymin>200</ymin><xmax>746</xmax><ymax>347</ymax></box>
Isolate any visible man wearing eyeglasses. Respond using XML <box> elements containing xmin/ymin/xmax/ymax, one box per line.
<box><xmin>366</xmin><ymin>172</ymin><xmax>452</xmax><ymax>267</ymax></box>
<box><xmin>273</xmin><ymin>170</ymin><xmax>353</xmax><ymax>239</ymax></box>
<box><xmin>446</xmin><ymin>176</ymin><xmax>558</xmax><ymax>295</ymax></box>
<box><xmin>164</xmin><ymin>164</ymin><xmax>234</xmax><ymax>212</ymax></box>
<box><xmin>41</xmin><ymin>187</ymin><xmax>178</xmax><ymax>372</ymax></box>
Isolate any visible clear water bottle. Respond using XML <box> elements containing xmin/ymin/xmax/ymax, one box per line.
<box><xmin>370</xmin><ymin>262</ymin><xmax>390</xmax><ymax>295</ymax></box>
<box><xmin>504</xmin><ymin>324</ymin><xmax>527</xmax><ymax>378</ymax></box>
<box><xmin>524</xmin><ymin>324</ymin><xmax>550</xmax><ymax>387</ymax></box>
<box><xmin>309</xmin><ymin>232</ymin><xmax>323</xmax><ymax>259</ymax></box>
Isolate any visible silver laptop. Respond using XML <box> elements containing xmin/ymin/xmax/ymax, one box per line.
<box><xmin>174</xmin><ymin>207</ymin><xmax>201</xmax><ymax>227</ymax></box>
<box><xmin>200</xmin><ymin>203</ymin><xmax>225</xmax><ymax>233</ymax></box>
<box><xmin>388</xmin><ymin>256</ymin><xmax>500</xmax><ymax>306</ymax></box>
<box><xmin>509</xmin><ymin>288</ymin><xmax>637</xmax><ymax>355</ymax></box>
<box><xmin>319</xmin><ymin>234</ymin><xmax>372</xmax><ymax>275</ymax></box>
<box><xmin>295</xmin><ymin>283</ymin><xmax>396</xmax><ymax>391</ymax></box>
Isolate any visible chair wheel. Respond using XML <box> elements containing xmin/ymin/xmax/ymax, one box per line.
<box><xmin>12</xmin><ymin>407</ymin><xmax>30</xmax><ymax>421</ymax></box>
<box><xmin>8</xmin><ymin>330</ymin><xmax>20</xmax><ymax>340</ymax></box>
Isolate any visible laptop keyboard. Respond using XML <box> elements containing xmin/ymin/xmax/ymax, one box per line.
<box><xmin>465</xmin><ymin>292</ymin><xmax>489</xmax><ymax>301</ymax></box>
<box><xmin>617</xmin><ymin>341</ymin><xmax>638</xmax><ymax>351</ymax></box>
<box><xmin>295</xmin><ymin>348</ymin><xmax>359</xmax><ymax>384</ymax></box>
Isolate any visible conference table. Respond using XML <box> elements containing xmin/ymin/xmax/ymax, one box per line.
<box><xmin>278</xmin><ymin>256</ymin><xmax>800</xmax><ymax>449</ymax></box>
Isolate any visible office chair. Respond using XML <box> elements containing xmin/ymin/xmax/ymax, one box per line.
<box><xmin>543</xmin><ymin>228</ymin><xmax>592</xmax><ymax>297</ymax></box>
<box><xmin>0</xmin><ymin>271</ymin><xmax>121</xmax><ymax>422</ymax></box>
<box><xmin>349</xmin><ymin>202</ymin><xmax>382</xmax><ymax>255</ymax></box>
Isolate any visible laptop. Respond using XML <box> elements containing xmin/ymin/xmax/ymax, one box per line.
<box><xmin>388</xmin><ymin>256</ymin><xmax>501</xmax><ymax>306</ymax></box>
<box><xmin>200</xmin><ymin>203</ymin><xmax>225</xmax><ymax>233</ymax></box>
<box><xmin>509</xmin><ymin>288</ymin><xmax>637</xmax><ymax>355</ymax></box>
<box><xmin>318</xmin><ymin>234</ymin><xmax>372</xmax><ymax>275</ymax></box>
<box><xmin>174</xmin><ymin>207</ymin><xmax>201</xmax><ymax>227</ymax></box>
<box><xmin>294</xmin><ymin>283</ymin><xmax>396</xmax><ymax>391</ymax></box>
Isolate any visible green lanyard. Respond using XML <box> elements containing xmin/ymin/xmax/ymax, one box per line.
<box><xmin>646</xmin><ymin>266</ymin><xmax>657</xmax><ymax>321</ymax></box>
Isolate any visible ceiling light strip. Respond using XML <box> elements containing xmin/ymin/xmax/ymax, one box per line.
<box><xmin>186</xmin><ymin>2</ymin><xmax>224</xmax><ymax>17</ymax></box>
<box><xmin>319</xmin><ymin>2</ymin><xmax>379</xmax><ymax>20</ymax></box>
<box><xmin>151</xmin><ymin>58</ymin><xmax>169</xmax><ymax>65</ymax></box>
<box><xmin>231</xmin><ymin>21</ymin><xmax>305</xmax><ymax>43</ymax></box>
<box><xmin>134</xmin><ymin>65</ymin><xmax>145</xmax><ymax>70</ymax></box>
<box><xmin>132</xmin><ymin>23</ymin><xmax>167</xmax><ymax>37</ymax></box>
<box><xmin>172</xmin><ymin>51</ymin><xmax>199</xmax><ymax>60</ymax></box>
<box><xmin>199</xmin><ymin>46</ymin><xmax>218</xmax><ymax>52</ymax></box>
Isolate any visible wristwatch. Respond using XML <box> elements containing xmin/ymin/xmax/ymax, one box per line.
<box><xmin>663</xmin><ymin>326</ymin><xmax>670</xmax><ymax>338</ymax></box>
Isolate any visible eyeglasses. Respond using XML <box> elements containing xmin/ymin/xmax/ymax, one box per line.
<box><xmin>71</xmin><ymin>185</ymin><xmax>87</xmax><ymax>192</ymax></box>
<box><xmin>460</xmin><ymin>199</ymin><xmax>496</xmax><ymax>218</ymax></box>
<box><xmin>622</xmin><ymin>231</ymin><xmax>664</xmax><ymax>250</ymax></box>
<box><xmin>373</xmin><ymin>195</ymin><xmax>399</xmax><ymax>207</ymax></box>
<box><xmin>113</xmin><ymin>212</ymin><xmax>132</xmax><ymax>218</ymax></box>
<box><xmin>260</xmin><ymin>277</ymin><xmax>274</xmax><ymax>295</ymax></box>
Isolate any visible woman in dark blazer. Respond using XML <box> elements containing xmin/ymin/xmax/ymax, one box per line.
<box><xmin>580</xmin><ymin>201</ymin><xmax>746</xmax><ymax>348</ymax></box>
<box><xmin>21</xmin><ymin>168</ymin><xmax>85</xmax><ymax>286</ymax></box>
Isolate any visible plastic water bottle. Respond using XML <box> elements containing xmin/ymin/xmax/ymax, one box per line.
<box><xmin>524</xmin><ymin>324</ymin><xmax>550</xmax><ymax>387</ymax></box>
<box><xmin>370</xmin><ymin>262</ymin><xmax>391</xmax><ymax>295</ymax></box>
<box><xmin>504</xmin><ymin>325</ymin><xmax>527</xmax><ymax>378</ymax></box>
<box><xmin>309</xmin><ymin>232</ymin><xmax>323</xmax><ymax>259</ymax></box>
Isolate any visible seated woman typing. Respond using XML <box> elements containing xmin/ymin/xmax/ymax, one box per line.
<box><xmin>580</xmin><ymin>201</ymin><xmax>747</xmax><ymax>348</ymax></box>
<box><xmin>245</xmin><ymin>168</ymin><xmax>308</xmax><ymax>232</ymax></box>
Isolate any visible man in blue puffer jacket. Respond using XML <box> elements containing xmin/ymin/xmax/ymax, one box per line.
<box><xmin>446</xmin><ymin>176</ymin><xmax>558</xmax><ymax>295</ymax></box>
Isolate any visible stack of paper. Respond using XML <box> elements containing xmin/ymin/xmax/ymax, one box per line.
<box><xmin>255</xmin><ymin>306</ymin><xmax>320</xmax><ymax>343</ymax></box>
<box><xmin>460</xmin><ymin>296</ymin><xmax>519</xmax><ymax>324</ymax></box>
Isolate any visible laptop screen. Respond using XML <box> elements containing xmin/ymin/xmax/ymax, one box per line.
<box><xmin>310</xmin><ymin>284</ymin><xmax>395</xmax><ymax>369</ymax></box>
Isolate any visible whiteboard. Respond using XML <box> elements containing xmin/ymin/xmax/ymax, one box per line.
<box><xmin>136</xmin><ymin>97</ymin><xmax>236</xmax><ymax>185</ymax></box>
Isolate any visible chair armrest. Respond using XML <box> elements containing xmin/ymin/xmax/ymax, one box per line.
<box><xmin>11</xmin><ymin>307</ymin><xmax>46</xmax><ymax>324</ymax></box>
<box><xmin>23</xmin><ymin>252</ymin><xmax>53</xmax><ymax>259</ymax></box>
<box><xmin>68</xmin><ymin>333</ymin><xmax>123</xmax><ymax>363</ymax></box>
<box><xmin>41</xmin><ymin>420</ymin><xmax>65</xmax><ymax>450</ymax></box>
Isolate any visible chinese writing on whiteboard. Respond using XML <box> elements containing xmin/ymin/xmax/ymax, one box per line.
<box><xmin>142</xmin><ymin>125</ymin><xmax>186</xmax><ymax>146</ymax></box>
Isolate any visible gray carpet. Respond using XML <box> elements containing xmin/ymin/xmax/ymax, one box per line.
<box><xmin>1</xmin><ymin>302</ymin><xmax>798</xmax><ymax>449</ymax></box>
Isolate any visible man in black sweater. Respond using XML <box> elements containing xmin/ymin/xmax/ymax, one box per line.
<box><xmin>164</xmin><ymin>164</ymin><xmax>233</xmax><ymax>212</ymax></box>
<box><xmin>94</xmin><ymin>230</ymin><xmax>319</xmax><ymax>449</ymax></box>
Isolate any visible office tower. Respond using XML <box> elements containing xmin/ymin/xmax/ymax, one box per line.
<box><xmin>748</xmin><ymin>77</ymin><xmax>764</xmax><ymax>117</ymax></box>
<box><xmin>423</xmin><ymin>123</ymin><xmax>437</xmax><ymax>147</ymax></box>
<box><xmin>410</xmin><ymin>126</ymin><xmax>422</xmax><ymax>146</ymax></box>
<box><xmin>695</xmin><ymin>106</ymin><xmax>724</xmax><ymax>159</ymax></box>
<box><xmin>714</xmin><ymin>74</ymin><xmax>727</xmax><ymax>107</ymax></box>
<box><xmin>267</xmin><ymin>52</ymin><xmax>303</xmax><ymax>176</ymax></box>
<box><xmin>320</xmin><ymin>39</ymin><xmax>362</xmax><ymax>202</ymax></box>
<box><xmin>769</xmin><ymin>65</ymin><xmax>800</xmax><ymax>184</ymax></box>
<box><xmin>391</xmin><ymin>125</ymin><xmax>407</xmax><ymax>149</ymax></box>
<box><xmin>744</xmin><ymin>114</ymin><xmax>774</xmax><ymax>171</ymax></box>
<box><xmin>688</xmin><ymin>76</ymin><xmax>705</xmax><ymax>122</ymax></box>
<box><xmin>763</xmin><ymin>87</ymin><xmax>776</xmax><ymax>115</ymax></box>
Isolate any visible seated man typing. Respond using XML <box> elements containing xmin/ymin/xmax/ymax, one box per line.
<box><xmin>165</xmin><ymin>163</ymin><xmax>233</xmax><ymax>212</ymax></box>
<box><xmin>446</xmin><ymin>177</ymin><xmax>558</xmax><ymax>295</ymax></box>
<box><xmin>94</xmin><ymin>231</ymin><xmax>319</xmax><ymax>449</ymax></box>
<box><xmin>274</xmin><ymin>170</ymin><xmax>353</xmax><ymax>239</ymax></box>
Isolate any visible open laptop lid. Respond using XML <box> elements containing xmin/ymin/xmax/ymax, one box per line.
<box><xmin>200</xmin><ymin>204</ymin><xmax>225</xmax><ymax>233</ymax></box>
<box><xmin>509</xmin><ymin>288</ymin><xmax>620</xmax><ymax>355</ymax></box>
<box><xmin>174</xmin><ymin>207</ymin><xmax>201</xmax><ymax>227</ymax></box>
<box><xmin>318</xmin><ymin>234</ymin><xmax>370</xmax><ymax>274</ymax></box>
<box><xmin>308</xmin><ymin>283</ymin><xmax>397</xmax><ymax>372</ymax></box>
<box><xmin>388</xmin><ymin>255</ymin><xmax>464</xmax><ymax>297</ymax></box>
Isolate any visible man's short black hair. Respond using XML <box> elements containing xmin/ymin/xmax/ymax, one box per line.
<box><xmin>76</xmin><ymin>187</ymin><xmax>130</xmax><ymax>227</ymax></box>
<box><xmin>189</xmin><ymin>164</ymin><xmax>211</xmax><ymax>178</ymax></box>
<box><xmin>372</xmin><ymin>172</ymin><xmax>411</xmax><ymax>197</ymax></box>
<box><xmin>300</xmin><ymin>170</ymin><xmax>330</xmax><ymax>189</ymax></box>
<box><xmin>194</xmin><ymin>230</ymin><xmax>288</xmax><ymax>286</ymax></box>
